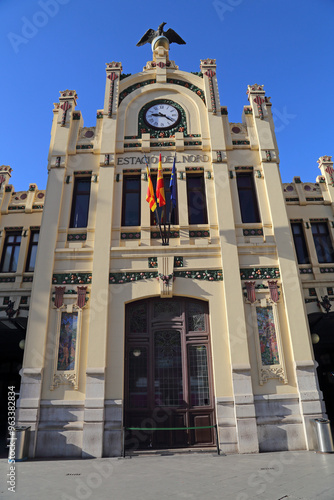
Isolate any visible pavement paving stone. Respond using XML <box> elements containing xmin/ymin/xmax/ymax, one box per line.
<box><xmin>0</xmin><ymin>451</ymin><xmax>333</xmax><ymax>500</ymax></box>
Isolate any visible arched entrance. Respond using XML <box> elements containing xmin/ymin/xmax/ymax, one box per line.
<box><xmin>309</xmin><ymin>312</ymin><xmax>334</xmax><ymax>424</ymax></box>
<box><xmin>124</xmin><ymin>297</ymin><xmax>216</xmax><ymax>450</ymax></box>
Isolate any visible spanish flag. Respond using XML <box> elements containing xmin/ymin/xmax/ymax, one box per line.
<box><xmin>146</xmin><ymin>167</ymin><xmax>157</xmax><ymax>212</ymax></box>
<box><xmin>156</xmin><ymin>153</ymin><xmax>166</xmax><ymax>207</ymax></box>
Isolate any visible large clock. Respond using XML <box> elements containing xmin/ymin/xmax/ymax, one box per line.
<box><xmin>144</xmin><ymin>103</ymin><xmax>181</xmax><ymax>130</ymax></box>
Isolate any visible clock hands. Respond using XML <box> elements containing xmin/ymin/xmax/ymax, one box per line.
<box><xmin>149</xmin><ymin>112</ymin><xmax>174</xmax><ymax>122</ymax></box>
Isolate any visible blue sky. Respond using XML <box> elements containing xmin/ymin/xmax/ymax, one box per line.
<box><xmin>1</xmin><ymin>0</ymin><xmax>333</xmax><ymax>191</ymax></box>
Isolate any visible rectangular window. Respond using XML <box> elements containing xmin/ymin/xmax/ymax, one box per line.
<box><xmin>150</xmin><ymin>174</ymin><xmax>178</xmax><ymax>225</ymax></box>
<box><xmin>122</xmin><ymin>175</ymin><xmax>141</xmax><ymax>226</ymax></box>
<box><xmin>291</xmin><ymin>222</ymin><xmax>310</xmax><ymax>264</ymax></box>
<box><xmin>70</xmin><ymin>177</ymin><xmax>91</xmax><ymax>228</ymax></box>
<box><xmin>186</xmin><ymin>174</ymin><xmax>208</xmax><ymax>225</ymax></box>
<box><xmin>25</xmin><ymin>230</ymin><xmax>39</xmax><ymax>272</ymax></box>
<box><xmin>236</xmin><ymin>172</ymin><xmax>260</xmax><ymax>223</ymax></box>
<box><xmin>311</xmin><ymin>222</ymin><xmax>334</xmax><ymax>263</ymax></box>
<box><xmin>0</xmin><ymin>231</ymin><xmax>22</xmax><ymax>273</ymax></box>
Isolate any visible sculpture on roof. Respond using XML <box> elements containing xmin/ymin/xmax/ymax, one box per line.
<box><xmin>136</xmin><ymin>22</ymin><xmax>186</xmax><ymax>47</ymax></box>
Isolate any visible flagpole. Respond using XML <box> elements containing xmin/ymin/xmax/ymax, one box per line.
<box><xmin>167</xmin><ymin>153</ymin><xmax>177</xmax><ymax>241</ymax></box>
<box><xmin>144</xmin><ymin>155</ymin><xmax>164</xmax><ymax>242</ymax></box>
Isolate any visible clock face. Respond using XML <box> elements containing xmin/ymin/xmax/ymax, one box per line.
<box><xmin>144</xmin><ymin>103</ymin><xmax>180</xmax><ymax>130</ymax></box>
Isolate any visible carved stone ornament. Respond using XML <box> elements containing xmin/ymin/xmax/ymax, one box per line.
<box><xmin>106</xmin><ymin>61</ymin><xmax>122</xmax><ymax>70</ymax></box>
<box><xmin>144</xmin><ymin>59</ymin><xmax>178</xmax><ymax>71</ymax></box>
<box><xmin>260</xmin><ymin>366</ymin><xmax>287</xmax><ymax>385</ymax></box>
<box><xmin>318</xmin><ymin>155</ymin><xmax>332</xmax><ymax>164</ymax></box>
<box><xmin>52</xmin><ymin>372</ymin><xmax>77</xmax><ymax>390</ymax></box>
<box><xmin>247</xmin><ymin>83</ymin><xmax>265</xmax><ymax>93</ymax></box>
<box><xmin>200</xmin><ymin>58</ymin><xmax>216</xmax><ymax>67</ymax></box>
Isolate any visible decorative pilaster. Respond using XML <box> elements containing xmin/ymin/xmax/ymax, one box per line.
<box><xmin>104</xmin><ymin>62</ymin><xmax>122</xmax><ymax>117</ymax></box>
<box><xmin>58</xmin><ymin>90</ymin><xmax>77</xmax><ymax>127</ymax></box>
<box><xmin>200</xmin><ymin>59</ymin><xmax>218</xmax><ymax>114</ymax></box>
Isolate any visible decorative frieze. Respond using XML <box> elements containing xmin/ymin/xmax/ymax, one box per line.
<box><xmin>22</xmin><ymin>276</ymin><xmax>33</xmax><ymax>282</ymax></box>
<box><xmin>8</xmin><ymin>206</ymin><xmax>25</xmax><ymax>211</ymax></box>
<box><xmin>76</xmin><ymin>145</ymin><xmax>93</xmax><ymax>150</ymax></box>
<box><xmin>189</xmin><ymin>230</ymin><xmax>210</xmax><ymax>238</ymax></box>
<box><xmin>151</xmin><ymin>230</ymin><xmax>179</xmax><ymax>239</ymax></box>
<box><xmin>174</xmin><ymin>256</ymin><xmax>183</xmax><ymax>268</ymax></box>
<box><xmin>67</xmin><ymin>233</ymin><xmax>87</xmax><ymax>241</ymax></box>
<box><xmin>52</xmin><ymin>273</ymin><xmax>92</xmax><ymax>285</ymax></box>
<box><xmin>184</xmin><ymin>141</ymin><xmax>202</xmax><ymax>146</ymax></box>
<box><xmin>320</xmin><ymin>267</ymin><xmax>334</xmax><ymax>274</ymax></box>
<box><xmin>74</xmin><ymin>171</ymin><xmax>92</xmax><ymax>175</ymax></box>
<box><xmin>306</xmin><ymin>197</ymin><xmax>324</xmax><ymax>202</ymax></box>
<box><xmin>73</xmin><ymin>112</ymin><xmax>80</xmax><ymax>120</ymax></box>
<box><xmin>300</xmin><ymin>268</ymin><xmax>312</xmax><ymax>274</ymax></box>
<box><xmin>185</xmin><ymin>167</ymin><xmax>204</xmax><ymax>172</ymax></box>
<box><xmin>97</xmin><ymin>112</ymin><xmax>103</xmax><ymax>119</ymax></box>
<box><xmin>32</xmin><ymin>205</ymin><xmax>44</xmax><ymax>210</ymax></box>
<box><xmin>232</xmin><ymin>140</ymin><xmax>250</xmax><ymax>145</ymax></box>
<box><xmin>240</xmin><ymin>268</ymin><xmax>280</xmax><ymax>280</ymax></box>
<box><xmin>124</xmin><ymin>143</ymin><xmax>141</xmax><ymax>148</ymax></box>
<box><xmin>243</xmin><ymin>228</ymin><xmax>263</xmax><ymax>237</ymax></box>
<box><xmin>119</xmin><ymin>79</ymin><xmax>156</xmax><ymax>105</ymax></box>
<box><xmin>109</xmin><ymin>272</ymin><xmax>158</xmax><ymax>284</ymax></box>
<box><xmin>121</xmin><ymin>232</ymin><xmax>141</xmax><ymax>240</ymax></box>
<box><xmin>174</xmin><ymin>269</ymin><xmax>223</xmax><ymax>281</ymax></box>
<box><xmin>151</xmin><ymin>142</ymin><xmax>174</xmax><ymax>147</ymax></box>
<box><xmin>0</xmin><ymin>277</ymin><xmax>15</xmax><ymax>283</ymax></box>
<box><xmin>148</xmin><ymin>257</ymin><xmax>157</xmax><ymax>268</ymax></box>
<box><xmin>286</xmin><ymin>198</ymin><xmax>299</xmax><ymax>202</ymax></box>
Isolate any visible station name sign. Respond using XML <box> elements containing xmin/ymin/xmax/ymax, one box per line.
<box><xmin>117</xmin><ymin>154</ymin><xmax>210</xmax><ymax>166</ymax></box>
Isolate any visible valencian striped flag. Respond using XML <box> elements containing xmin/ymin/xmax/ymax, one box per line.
<box><xmin>146</xmin><ymin>166</ymin><xmax>157</xmax><ymax>212</ymax></box>
<box><xmin>156</xmin><ymin>153</ymin><xmax>166</xmax><ymax>207</ymax></box>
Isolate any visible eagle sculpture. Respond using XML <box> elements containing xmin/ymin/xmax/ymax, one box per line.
<box><xmin>136</xmin><ymin>22</ymin><xmax>186</xmax><ymax>47</ymax></box>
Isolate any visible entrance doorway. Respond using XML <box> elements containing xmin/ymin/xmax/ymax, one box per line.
<box><xmin>309</xmin><ymin>312</ymin><xmax>334</xmax><ymax>425</ymax></box>
<box><xmin>124</xmin><ymin>298</ymin><xmax>215</xmax><ymax>450</ymax></box>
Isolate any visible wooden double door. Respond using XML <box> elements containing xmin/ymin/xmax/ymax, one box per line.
<box><xmin>124</xmin><ymin>298</ymin><xmax>215</xmax><ymax>450</ymax></box>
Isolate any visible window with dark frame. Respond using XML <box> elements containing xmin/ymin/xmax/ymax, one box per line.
<box><xmin>25</xmin><ymin>230</ymin><xmax>40</xmax><ymax>272</ymax></box>
<box><xmin>69</xmin><ymin>177</ymin><xmax>91</xmax><ymax>228</ymax></box>
<box><xmin>150</xmin><ymin>174</ymin><xmax>178</xmax><ymax>226</ymax></box>
<box><xmin>0</xmin><ymin>231</ymin><xmax>22</xmax><ymax>273</ymax></box>
<box><xmin>186</xmin><ymin>174</ymin><xmax>208</xmax><ymax>225</ymax></box>
<box><xmin>236</xmin><ymin>172</ymin><xmax>260</xmax><ymax>223</ymax></box>
<box><xmin>291</xmin><ymin>222</ymin><xmax>310</xmax><ymax>264</ymax></box>
<box><xmin>311</xmin><ymin>222</ymin><xmax>334</xmax><ymax>264</ymax></box>
<box><xmin>121</xmin><ymin>175</ymin><xmax>141</xmax><ymax>226</ymax></box>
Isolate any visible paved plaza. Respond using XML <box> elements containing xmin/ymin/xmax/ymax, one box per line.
<box><xmin>0</xmin><ymin>450</ymin><xmax>333</xmax><ymax>500</ymax></box>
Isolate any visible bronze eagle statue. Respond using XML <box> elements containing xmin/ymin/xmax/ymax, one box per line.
<box><xmin>136</xmin><ymin>22</ymin><xmax>186</xmax><ymax>47</ymax></box>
